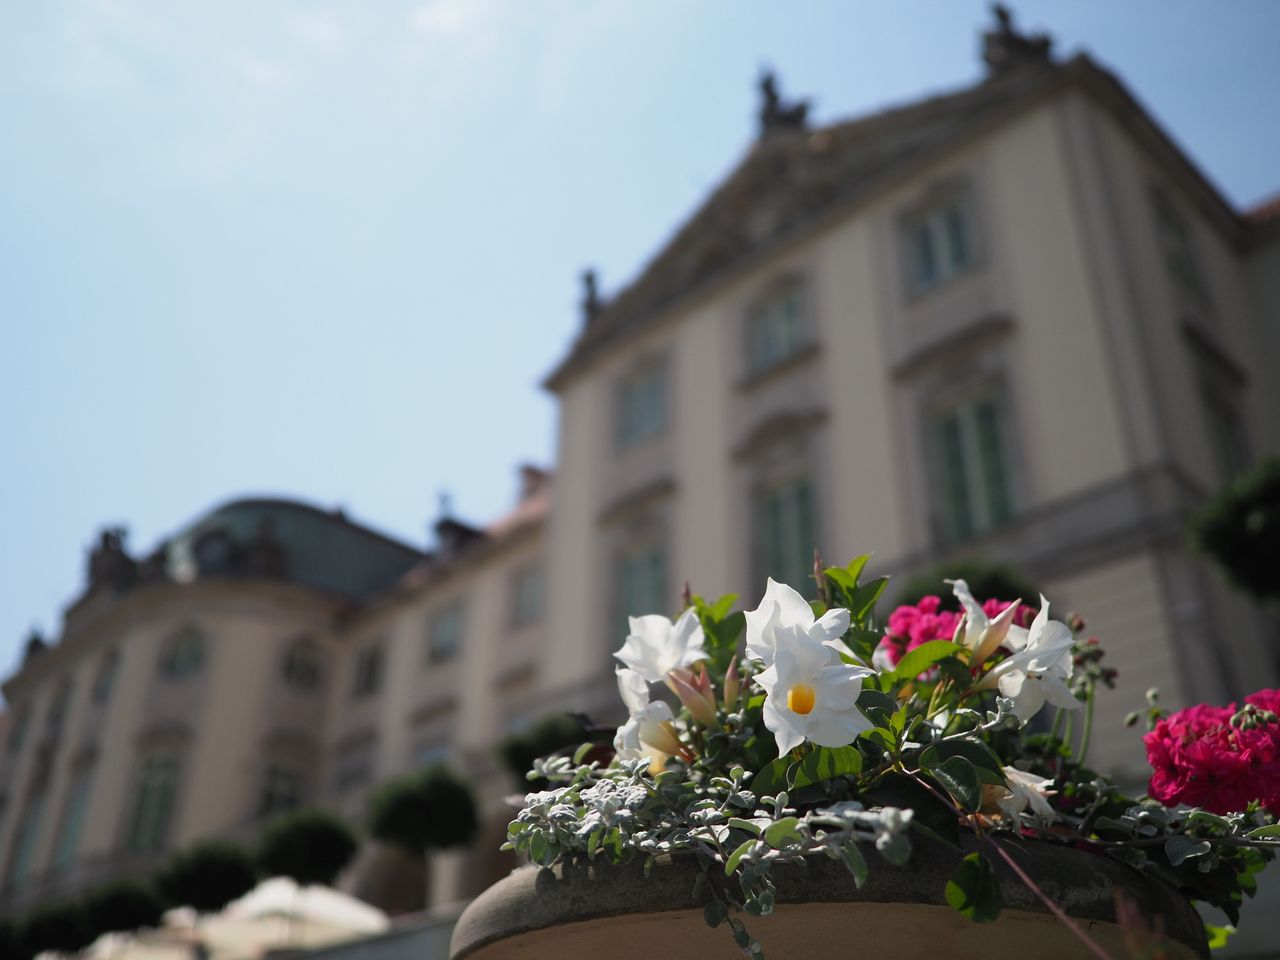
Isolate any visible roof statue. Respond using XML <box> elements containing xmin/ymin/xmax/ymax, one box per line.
<box><xmin>758</xmin><ymin>69</ymin><xmax>809</xmax><ymax>136</ymax></box>
<box><xmin>581</xmin><ymin>268</ymin><xmax>602</xmax><ymax>327</ymax></box>
<box><xmin>983</xmin><ymin>3</ymin><xmax>1053</xmax><ymax>74</ymax></box>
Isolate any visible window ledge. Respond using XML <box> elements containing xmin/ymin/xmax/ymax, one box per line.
<box><xmin>891</xmin><ymin>311</ymin><xmax>1013</xmax><ymax>380</ymax></box>
<box><xmin>735</xmin><ymin>341</ymin><xmax>823</xmax><ymax>393</ymax></box>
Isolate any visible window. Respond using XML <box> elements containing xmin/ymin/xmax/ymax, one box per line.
<box><xmin>258</xmin><ymin>765</ymin><xmax>304</xmax><ymax>818</ymax></box>
<box><xmin>93</xmin><ymin>650</ymin><xmax>120</xmax><ymax>705</ymax></box>
<box><xmin>1150</xmin><ymin>185</ymin><xmax>1210</xmax><ymax>302</ymax></box>
<box><xmin>931</xmin><ymin>394</ymin><xmax>1016</xmax><ymax>542</ymax></box>
<box><xmin>416</xmin><ymin>741</ymin><xmax>450</xmax><ymax>768</ymax></box>
<box><xmin>902</xmin><ymin>192</ymin><xmax>975</xmax><ymax>294</ymax></box>
<box><xmin>746</xmin><ymin>282</ymin><xmax>809</xmax><ymax>374</ymax></box>
<box><xmin>5</xmin><ymin>791</ymin><xmax>46</xmax><ymax>888</ymax></box>
<box><xmin>509</xmin><ymin>564</ymin><xmax>545</xmax><ymax>628</ymax></box>
<box><xmin>351</xmin><ymin>642</ymin><xmax>384</xmax><ymax>699</ymax></box>
<box><xmin>1201</xmin><ymin>388</ymin><xmax>1249</xmax><ymax>484</ymax></box>
<box><xmin>427</xmin><ymin>605</ymin><xmax>464</xmax><ymax>665</ymax></box>
<box><xmin>614</xmin><ymin>543</ymin><xmax>667</xmax><ymax>635</ymax></box>
<box><xmin>615</xmin><ymin>363</ymin><xmax>667</xmax><ymax>449</ymax></box>
<box><xmin>158</xmin><ymin>626</ymin><xmax>205</xmax><ymax>681</ymax></box>
<box><xmin>752</xmin><ymin>477</ymin><xmax>817</xmax><ymax>594</ymax></box>
<box><xmin>282</xmin><ymin>639</ymin><xmax>322</xmax><ymax>692</ymax></box>
<box><xmin>46</xmin><ymin>679</ymin><xmax>73</xmax><ymax>738</ymax></box>
<box><xmin>52</xmin><ymin>767</ymin><xmax>94</xmax><ymax>871</ymax></box>
<box><xmin>6</xmin><ymin>708</ymin><xmax>29</xmax><ymax>757</ymax></box>
<box><xmin>125</xmin><ymin>754</ymin><xmax>181</xmax><ymax>854</ymax></box>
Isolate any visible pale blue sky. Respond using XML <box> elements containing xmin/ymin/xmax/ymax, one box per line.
<box><xmin>1</xmin><ymin>0</ymin><xmax>1277</xmax><ymax>681</ymax></box>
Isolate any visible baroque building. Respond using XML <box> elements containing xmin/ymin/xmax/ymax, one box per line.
<box><xmin>2</xmin><ymin>9</ymin><xmax>1278</xmax><ymax>922</ymax></box>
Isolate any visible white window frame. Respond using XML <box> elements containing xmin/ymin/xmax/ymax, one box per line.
<box><xmin>745</xmin><ymin>279</ymin><xmax>810</xmax><ymax>376</ymax></box>
<box><xmin>614</xmin><ymin>361</ymin><xmax>668</xmax><ymax>450</ymax></box>
<box><xmin>427</xmin><ymin>603</ymin><xmax>465</xmax><ymax>665</ymax></box>
<box><xmin>929</xmin><ymin>390</ymin><xmax>1018</xmax><ymax>544</ymax></box>
<box><xmin>901</xmin><ymin>184</ymin><xmax>979</xmax><ymax>297</ymax></box>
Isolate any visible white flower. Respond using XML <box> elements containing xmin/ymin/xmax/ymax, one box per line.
<box><xmin>613</xmin><ymin>668</ymin><xmax>683</xmax><ymax>764</ymax></box>
<box><xmin>948</xmin><ymin>578</ymin><xmax>1022</xmax><ymax>666</ymax></box>
<box><xmin>979</xmin><ymin>594</ymin><xmax>1079</xmax><ymax>723</ymax></box>
<box><xmin>756</xmin><ymin>631</ymin><xmax>873</xmax><ymax>755</ymax></box>
<box><xmin>614</xmin><ymin>608</ymin><xmax>707</xmax><ymax>684</ymax></box>
<box><xmin>744</xmin><ymin>578</ymin><xmax>852</xmax><ymax>668</ymax></box>
<box><xmin>994</xmin><ymin>767</ymin><xmax>1058</xmax><ymax>825</ymax></box>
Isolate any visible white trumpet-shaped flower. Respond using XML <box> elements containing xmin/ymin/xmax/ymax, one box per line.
<box><xmin>978</xmin><ymin>595</ymin><xmax>1079</xmax><ymax>723</ymax></box>
<box><xmin>613</xmin><ymin>668</ymin><xmax>683</xmax><ymax>765</ymax></box>
<box><xmin>994</xmin><ymin>767</ymin><xmax>1059</xmax><ymax>825</ymax></box>
<box><xmin>614</xmin><ymin>608</ymin><xmax>707</xmax><ymax>684</ymax></box>
<box><xmin>948</xmin><ymin>578</ymin><xmax>1022</xmax><ymax>666</ymax></box>
<box><xmin>745</xmin><ymin>578</ymin><xmax>853</xmax><ymax>668</ymax></box>
<box><xmin>756</xmin><ymin>631</ymin><xmax>874</xmax><ymax>756</ymax></box>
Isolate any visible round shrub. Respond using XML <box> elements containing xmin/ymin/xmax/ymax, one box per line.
<box><xmin>157</xmin><ymin>839</ymin><xmax>258</xmax><ymax>914</ymax></box>
<box><xmin>368</xmin><ymin>764</ymin><xmax>478</xmax><ymax>856</ymax></box>
<box><xmin>257</xmin><ymin>808</ymin><xmax>358</xmax><ymax>888</ymax></box>
<box><xmin>1191</xmin><ymin>457</ymin><xmax>1280</xmax><ymax>602</ymax></box>
<box><xmin>83</xmin><ymin>879</ymin><xmax>166</xmax><ymax>937</ymax></box>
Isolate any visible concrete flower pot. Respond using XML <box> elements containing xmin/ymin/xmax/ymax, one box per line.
<box><xmin>450</xmin><ymin>836</ymin><xmax>1208</xmax><ymax>960</ymax></box>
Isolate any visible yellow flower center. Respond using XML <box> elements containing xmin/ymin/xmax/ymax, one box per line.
<box><xmin>787</xmin><ymin>683</ymin><xmax>817</xmax><ymax>716</ymax></box>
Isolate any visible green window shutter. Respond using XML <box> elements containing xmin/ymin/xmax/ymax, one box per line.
<box><xmin>974</xmin><ymin>398</ymin><xmax>1013</xmax><ymax>525</ymax></box>
<box><xmin>53</xmin><ymin>770</ymin><xmax>93</xmax><ymax>870</ymax></box>
<box><xmin>944</xmin><ymin>203</ymin><xmax>970</xmax><ymax>273</ymax></box>
<box><xmin>936</xmin><ymin>413</ymin><xmax>973</xmax><ymax>542</ymax></box>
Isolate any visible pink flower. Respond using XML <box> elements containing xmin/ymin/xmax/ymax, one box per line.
<box><xmin>1142</xmin><ymin>691</ymin><xmax>1280</xmax><ymax>815</ymax></box>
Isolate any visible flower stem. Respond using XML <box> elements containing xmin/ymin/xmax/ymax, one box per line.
<box><xmin>1076</xmin><ymin>684</ymin><xmax>1096</xmax><ymax>767</ymax></box>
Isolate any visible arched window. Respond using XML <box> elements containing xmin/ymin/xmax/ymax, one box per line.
<box><xmin>46</xmin><ymin>678</ymin><xmax>74</xmax><ymax>738</ymax></box>
<box><xmin>158</xmin><ymin>627</ymin><xmax>205</xmax><ymax>681</ymax></box>
<box><xmin>281</xmin><ymin>639</ymin><xmax>322</xmax><ymax>692</ymax></box>
<box><xmin>92</xmin><ymin>650</ymin><xmax>121</xmax><ymax>705</ymax></box>
<box><xmin>125</xmin><ymin>754</ymin><xmax>182</xmax><ymax>854</ymax></box>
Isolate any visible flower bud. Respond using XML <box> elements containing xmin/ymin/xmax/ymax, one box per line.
<box><xmin>669</xmin><ymin>669</ymin><xmax>720</xmax><ymax>729</ymax></box>
<box><xmin>723</xmin><ymin>657</ymin><xmax>741</xmax><ymax>710</ymax></box>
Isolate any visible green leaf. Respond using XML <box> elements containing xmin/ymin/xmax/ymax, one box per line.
<box><xmin>848</xmin><ymin>576</ymin><xmax>888</xmax><ymax>620</ymax></box>
<box><xmin>791</xmin><ymin>746</ymin><xmax>863</xmax><ymax>789</ymax></box>
<box><xmin>839</xmin><ymin>842</ymin><xmax>868</xmax><ymax>887</ymax></box>
<box><xmin>1165</xmin><ymin>835</ymin><xmax>1212</xmax><ymax>866</ymax></box>
<box><xmin>725</xmin><ymin>839</ymin><xmax>756</xmax><ymax>876</ymax></box>
<box><xmin>727</xmin><ymin>818</ymin><xmax>762</xmax><ymax>836</ymax></box>
<box><xmin>865</xmin><ymin>773</ymin><xmax>960</xmax><ymax>847</ymax></box>
<box><xmin>1205</xmin><ymin>923</ymin><xmax>1235</xmax><ymax>949</ymax></box>
<box><xmin>945</xmin><ymin>853</ymin><xmax>1002</xmax><ymax>923</ymax></box>
<box><xmin>763</xmin><ymin>817</ymin><xmax>803</xmax><ymax>848</ymax></box>
<box><xmin>920</xmin><ymin>741</ymin><xmax>1006</xmax><ymax>786</ymax></box>
<box><xmin>750</xmin><ymin>756</ymin><xmax>793</xmax><ymax>796</ymax></box>
<box><xmin>928</xmin><ymin>755</ymin><xmax>982</xmax><ymax>812</ymax></box>
<box><xmin>888</xmin><ymin>641</ymin><xmax>963</xmax><ymax>682</ymax></box>
<box><xmin>572</xmin><ymin>741</ymin><xmax>593</xmax><ymax>764</ymax></box>
<box><xmin>857</xmin><ymin>688</ymin><xmax>898</xmax><ymax>716</ymax></box>
<box><xmin>643</xmin><ymin>855</ymin><xmax>655</xmax><ymax>878</ymax></box>
<box><xmin>703</xmin><ymin>899</ymin><xmax>729</xmax><ymax>928</ymax></box>
<box><xmin>1246</xmin><ymin>823</ymin><xmax>1280</xmax><ymax>840</ymax></box>
<box><xmin>586</xmin><ymin>827</ymin><xmax>603</xmax><ymax>859</ymax></box>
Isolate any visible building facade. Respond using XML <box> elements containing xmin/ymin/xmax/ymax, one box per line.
<box><xmin>1</xmin><ymin>11</ymin><xmax>1278</xmax><ymax>922</ymax></box>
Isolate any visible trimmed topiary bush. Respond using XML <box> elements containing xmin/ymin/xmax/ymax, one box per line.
<box><xmin>1191</xmin><ymin>457</ymin><xmax>1280</xmax><ymax>603</ymax></box>
<box><xmin>368</xmin><ymin>764</ymin><xmax>478</xmax><ymax>856</ymax></box>
<box><xmin>157</xmin><ymin>839</ymin><xmax>258</xmax><ymax>914</ymax></box>
<box><xmin>895</xmin><ymin>557</ymin><xmax>1039</xmax><ymax>613</ymax></box>
<box><xmin>83</xmin><ymin>879</ymin><xmax>167</xmax><ymax>938</ymax></box>
<box><xmin>20</xmin><ymin>901</ymin><xmax>94</xmax><ymax>957</ymax></box>
<box><xmin>257</xmin><ymin>808</ymin><xmax>358</xmax><ymax>888</ymax></box>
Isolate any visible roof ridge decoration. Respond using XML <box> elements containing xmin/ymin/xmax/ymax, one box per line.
<box><xmin>982</xmin><ymin>3</ymin><xmax>1054</xmax><ymax>75</ymax></box>
<box><xmin>758</xmin><ymin>69</ymin><xmax>810</xmax><ymax>137</ymax></box>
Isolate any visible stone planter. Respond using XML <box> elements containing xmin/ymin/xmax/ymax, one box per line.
<box><xmin>451</xmin><ymin>836</ymin><xmax>1208</xmax><ymax>960</ymax></box>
